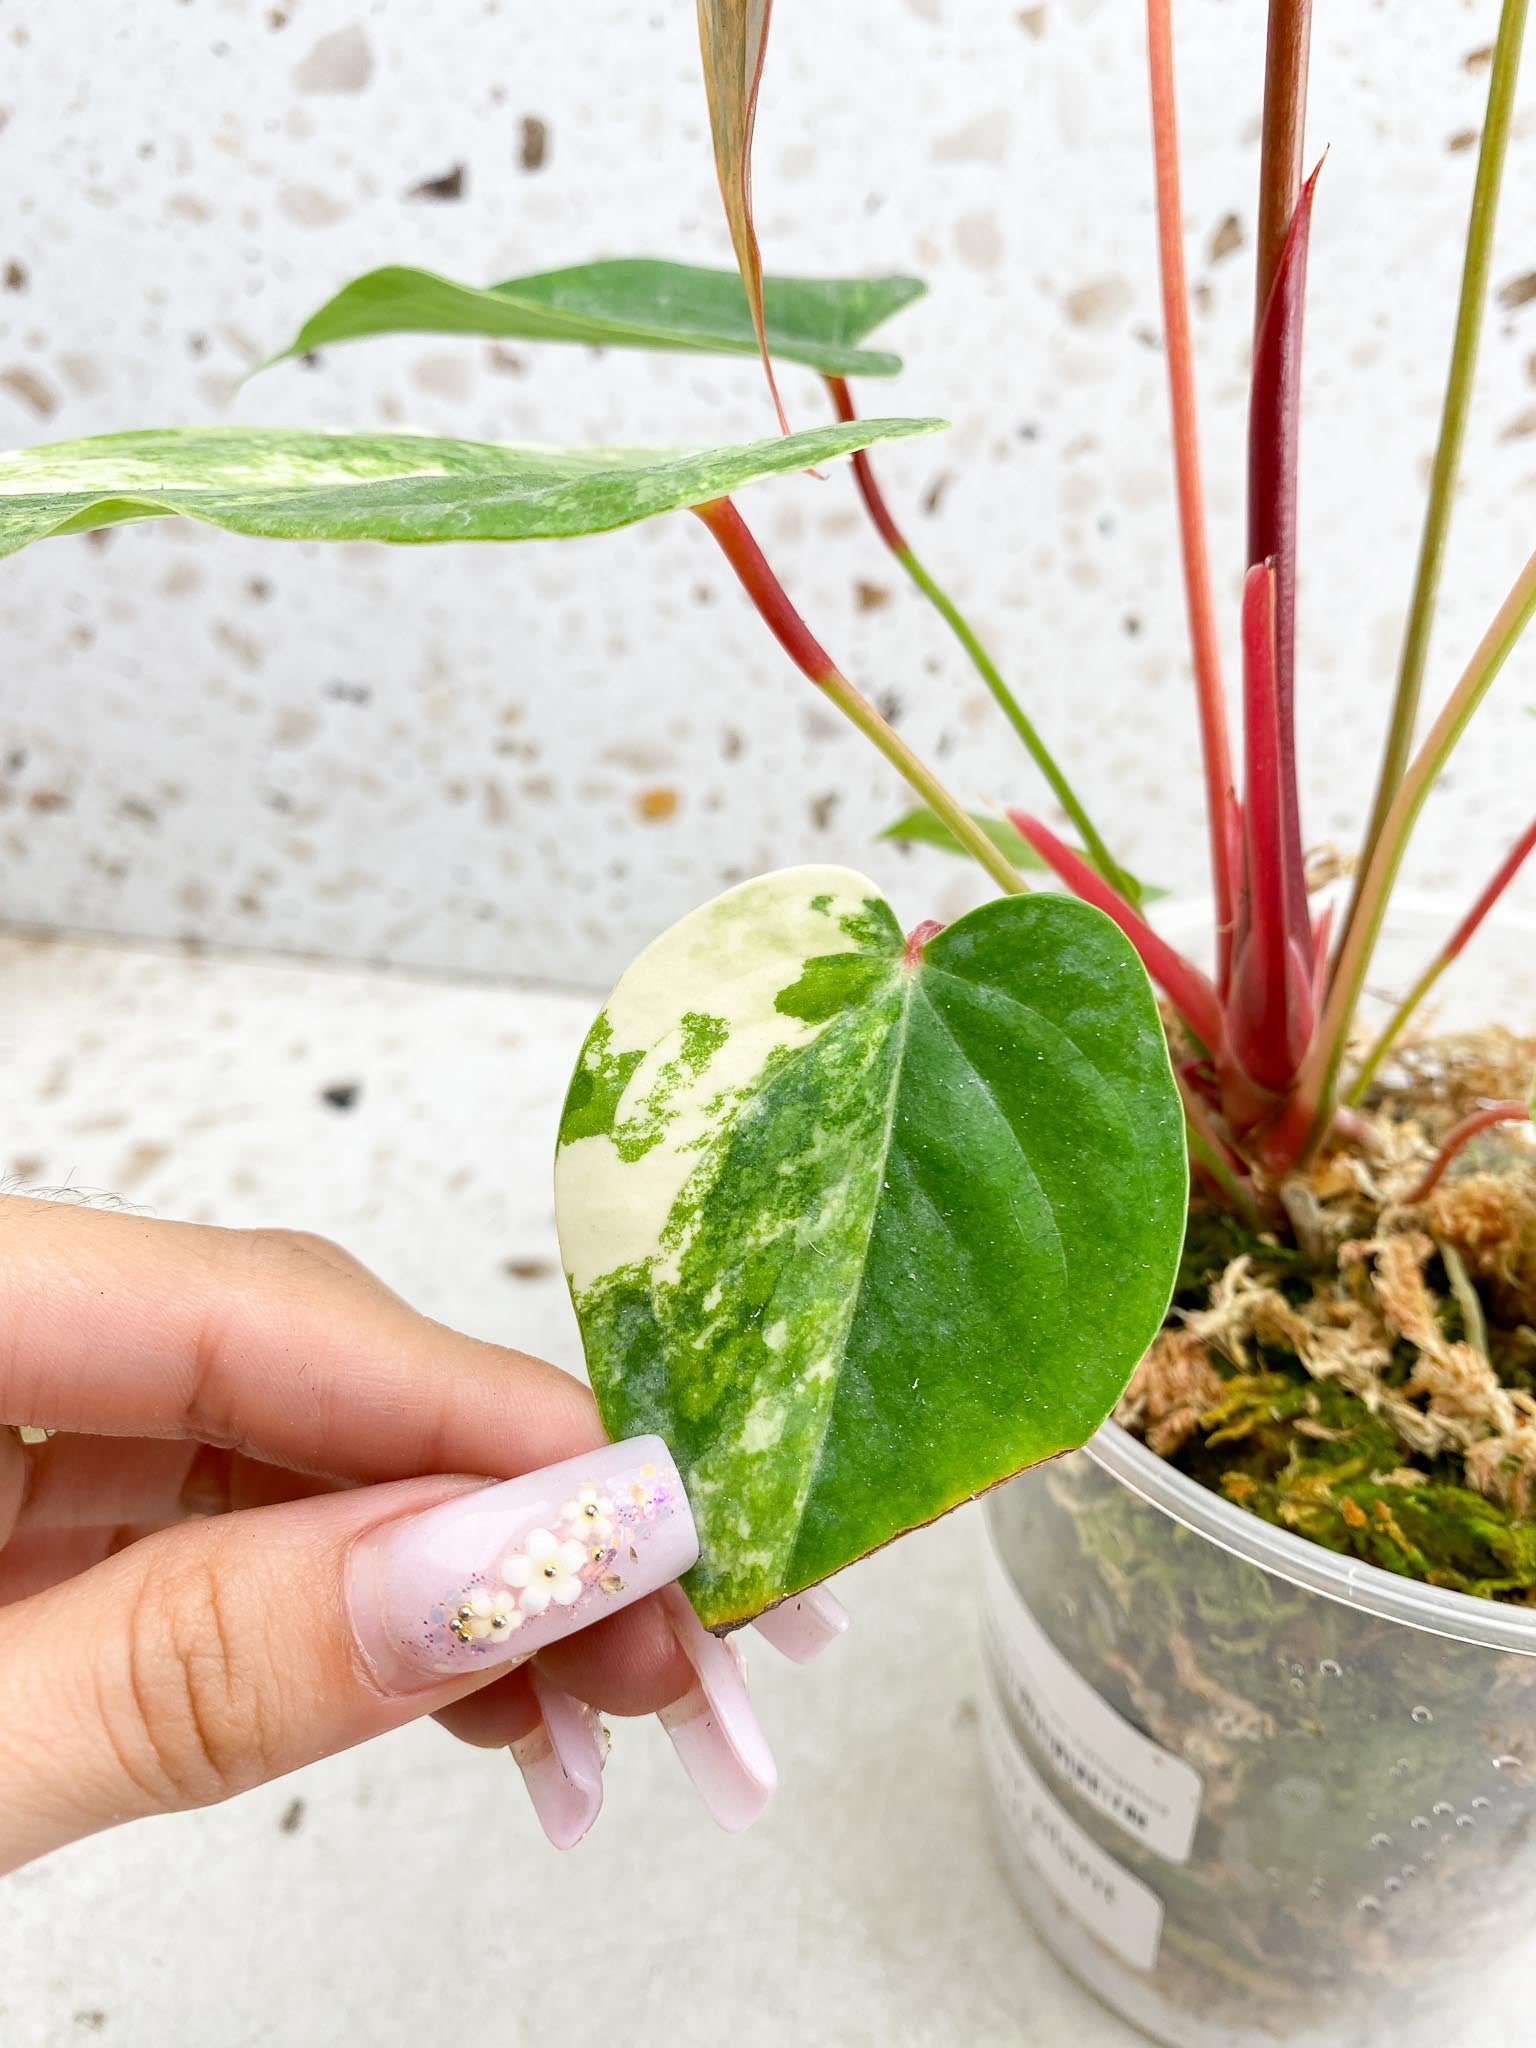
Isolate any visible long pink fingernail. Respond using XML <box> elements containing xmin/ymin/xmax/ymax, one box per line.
<box><xmin>752</xmin><ymin>1584</ymin><xmax>850</xmax><ymax>1664</ymax></box>
<box><xmin>347</xmin><ymin>1437</ymin><xmax>697</xmax><ymax>1694</ymax></box>
<box><xmin>512</xmin><ymin>1673</ymin><xmax>608</xmax><ymax>1850</ymax></box>
<box><xmin>657</xmin><ymin>1586</ymin><xmax>776</xmax><ymax>1833</ymax></box>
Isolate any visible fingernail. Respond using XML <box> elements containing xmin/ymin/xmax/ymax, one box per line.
<box><xmin>751</xmin><ymin>1583</ymin><xmax>850</xmax><ymax>1664</ymax></box>
<box><xmin>657</xmin><ymin>1586</ymin><xmax>777</xmax><ymax>1833</ymax></box>
<box><xmin>347</xmin><ymin>1436</ymin><xmax>698</xmax><ymax>1693</ymax></box>
<box><xmin>512</xmin><ymin>1673</ymin><xmax>608</xmax><ymax>1850</ymax></box>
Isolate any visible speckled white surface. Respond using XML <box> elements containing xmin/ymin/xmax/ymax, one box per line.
<box><xmin>0</xmin><ymin>928</ymin><xmax>1150</xmax><ymax>2048</ymax></box>
<box><xmin>4</xmin><ymin>3</ymin><xmax>1536</xmax><ymax>987</ymax></box>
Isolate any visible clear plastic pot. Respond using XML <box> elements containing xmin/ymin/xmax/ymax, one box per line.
<box><xmin>979</xmin><ymin>896</ymin><xmax>1536</xmax><ymax>2047</ymax></box>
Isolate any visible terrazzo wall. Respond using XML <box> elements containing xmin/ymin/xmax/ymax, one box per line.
<box><xmin>3</xmin><ymin>0</ymin><xmax>1535</xmax><ymax>991</ymax></box>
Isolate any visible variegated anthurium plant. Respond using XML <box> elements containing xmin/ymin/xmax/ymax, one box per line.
<box><xmin>551</xmin><ymin>870</ymin><xmax>1184</xmax><ymax>1628</ymax></box>
<box><xmin>3</xmin><ymin>1</ymin><xmax>1534</xmax><ymax>1619</ymax></box>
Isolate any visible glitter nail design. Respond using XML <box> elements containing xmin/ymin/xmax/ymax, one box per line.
<box><xmin>347</xmin><ymin>1437</ymin><xmax>700</xmax><ymax>1690</ymax></box>
<box><xmin>441</xmin><ymin>1466</ymin><xmax>679</xmax><ymax>1653</ymax></box>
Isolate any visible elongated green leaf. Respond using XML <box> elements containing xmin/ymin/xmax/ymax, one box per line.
<box><xmin>259</xmin><ymin>260</ymin><xmax>924</xmax><ymax>379</ymax></box>
<box><xmin>698</xmin><ymin>0</ymin><xmax>782</xmax><ymax>427</ymax></box>
<box><xmin>0</xmin><ymin>418</ymin><xmax>943</xmax><ymax>559</ymax></box>
<box><xmin>880</xmin><ymin>805</ymin><xmax>1049</xmax><ymax>871</ymax></box>
<box><xmin>554</xmin><ymin>864</ymin><xmax>1187</xmax><ymax>1629</ymax></box>
<box><xmin>880</xmin><ymin>805</ymin><xmax>1166</xmax><ymax>903</ymax></box>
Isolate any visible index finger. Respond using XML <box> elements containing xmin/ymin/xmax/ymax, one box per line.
<box><xmin>0</xmin><ymin>1197</ymin><xmax>601</xmax><ymax>1486</ymax></box>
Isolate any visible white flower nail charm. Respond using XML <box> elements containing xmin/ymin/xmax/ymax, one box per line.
<box><xmin>503</xmin><ymin>1528</ymin><xmax>589</xmax><ymax>1615</ymax></box>
<box><xmin>562</xmin><ymin>1483</ymin><xmax>616</xmax><ymax>1545</ymax></box>
<box><xmin>450</xmin><ymin>1586</ymin><xmax>523</xmax><ymax>1644</ymax></box>
<box><xmin>349</xmin><ymin>1441</ymin><xmax>698</xmax><ymax>1688</ymax></box>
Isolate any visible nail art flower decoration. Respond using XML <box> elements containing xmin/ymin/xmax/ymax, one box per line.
<box><xmin>562</xmin><ymin>1483</ymin><xmax>616</xmax><ymax>1545</ymax></box>
<box><xmin>503</xmin><ymin>1528</ymin><xmax>589</xmax><ymax>1615</ymax></box>
<box><xmin>450</xmin><ymin>1586</ymin><xmax>523</xmax><ymax>1644</ymax></box>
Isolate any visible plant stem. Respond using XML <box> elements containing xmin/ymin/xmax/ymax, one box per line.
<box><xmin>1175</xmin><ymin>1070</ymin><xmax>1262</xmax><ymax>1224</ymax></box>
<box><xmin>1249</xmin><ymin>0</ymin><xmax>1316</xmax><ymax>957</ymax></box>
<box><xmin>1333</xmin><ymin>0</ymin><xmax>1529</xmax><ymax>982</ymax></box>
<box><xmin>1226</xmin><ymin>562</ymin><xmax>1315</xmax><ymax>1091</ymax></box>
<box><xmin>1346</xmin><ymin>812</ymin><xmax>1536</xmax><ymax>1104</ymax></box>
<box><xmin>1285</xmin><ymin>542</ymin><xmax>1536</xmax><ymax>1160</ymax></box>
<box><xmin>822</xmin><ymin>377</ymin><xmax>1134</xmax><ymax>900</ymax></box>
<box><xmin>1345</xmin><ymin>956</ymin><xmax>1448</xmax><ymax>1108</ymax></box>
<box><xmin>693</xmin><ymin>496</ymin><xmax>1027</xmax><ymax>899</ymax></box>
<box><xmin>1255</xmin><ymin>0</ymin><xmax>1313</xmax><ymax>326</ymax></box>
<box><xmin>1248</xmin><ymin>164</ymin><xmax>1322</xmax><ymax>946</ymax></box>
<box><xmin>1145</xmin><ymin>0</ymin><xmax>1239</xmax><ymax>976</ymax></box>
<box><xmin>1407</xmin><ymin>1100</ymin><xmax>1530</xmax><ymax>1204</ymax></box>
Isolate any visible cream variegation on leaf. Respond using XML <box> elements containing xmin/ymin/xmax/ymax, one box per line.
<box><xmin>555</xmin><ymin>866</ymin><xmax>1187</xmax><ymax>1631</ymax></box>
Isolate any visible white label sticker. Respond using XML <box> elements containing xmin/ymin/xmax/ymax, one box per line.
<box><xmin>981</xmin><ymin>1538</ymin><xmax>1202</xmax><ymax>1863</ymax></box>
<box><xmin>981</xmin><ymin>1682</ymin><xmax>1164</xmax><ymax>1973</ymax></box>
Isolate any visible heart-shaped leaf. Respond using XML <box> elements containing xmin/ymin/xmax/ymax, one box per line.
<box><xmin>554</xmin><ymin>865</ymin><xmax>1187</xmax><ymax>1630</ymax></box>
<box><xmin>0</xmin><ymin>418</ymin><xmax>942</xmax><ymax>560</ymax></box>
<box><xmin>257</xmin><ymin>260</ymin><xmax>924</xmax><ymax>380</ymax></box>
<box><xmin>697</xmin><ymin>0</ymin><xmax>781</xmax><ymax>427</ymax></box>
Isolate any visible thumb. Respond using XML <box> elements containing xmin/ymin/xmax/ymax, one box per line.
<box><xmin>0</xmin><ymin>1438</ymin><xmax>696</xmax><ymax>1872</ymax></box>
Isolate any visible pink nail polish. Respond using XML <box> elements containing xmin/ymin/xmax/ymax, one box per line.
<box><xmin>512</xmin><ymin>1673</ymin><xmax>608</xmax><ymax>1851</ymax></box>
<box><xmin>657</xmin><ymin>1586</ymin><xmax>777</xmax><ymax>1833</ymax></box>
<box><xmin>751</xmin><ymin>1584</ymin><xmax>850</xmax><ymax>1664</ymax></box>
<box><xmin>347</xmin><ymin>1437</ymin><xmax>698</xmax><ymax>1693</ymax></box>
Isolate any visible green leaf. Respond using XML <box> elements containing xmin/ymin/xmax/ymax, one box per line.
<box><xmin>554</xmin><ymin>864</ymin><xmax>1188</xmax><ymax>1630</ymax></box>
<box><xmin>879</xmin><ymin>805</ymin><xmax>1166</xmax><ymax>904</ymax></box>
<box><xmin>0</xmin><ymin>418</ymin><xmax>944</xmax><ymax>560</ymax></box>
<box><xmin>697</xmin><ymin>0</ymin><xmax>781</xmax><ymax>426</ymax></box>
<box><xmin>880</xmin><ymin>805</ymin><xmax>1049</xmax><ymax>871</ymax></box>
<box><xmin>258</xmin><ymin>260</ymin><xmax>924</xmax><ymax>380</ymax></box>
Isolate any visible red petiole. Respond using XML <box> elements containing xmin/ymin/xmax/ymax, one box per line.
<box><xmin>1407</xmin><ymin>1101</ymin><xmax>1532</xmax><ymax>1205</ymax></box>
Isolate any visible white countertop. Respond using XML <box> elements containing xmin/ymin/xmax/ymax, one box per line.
<box><xmin>0</xmin><ymin>929</ymin><xmax>1145</xmax><ymax>2048</ymax></box>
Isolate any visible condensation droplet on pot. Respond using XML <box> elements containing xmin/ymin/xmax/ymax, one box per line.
<box><xmin>1411</xmin><ymin>1815</ymin><xmax>1430</xmax><ymax>1831</ymax></box>
<box><xmin>1432</xmin><ymin>1800</ymin><xmax>1454</xmax><ymax>1817</ymax></box>
<box><xmin>1400</xmin><ymin>1863</ymin><xmax>1418</xmax><ymax>1881</ymax></box>
<box><xmin>1456</xmin><ymin>1813</ymin><xmax>1475</xmax><ymax>1830</ymax></box>
<box><xmin>1472</xmin><ymin>1795</ymin><xmax>1492</xmax><ymax>1811</ymax></box>
<box><xmin>1318</xmin><ymin>1658</ymin><xmax>1342</xmax><ymax>1678</ymax></box>
<box><xmin>1289</xmin><ymin>1676</ymin><xmax>1304</xmax><ymax>1692</ymax></box>
<box><xmin>1410</xmin><ymin>1705</ymin><xmax>1433</xmax><ymax>1724</ymax></box>
<box><xmin>1275</xmin><ymin>1775</ymin><xmax>1324</xmax><ymax>1816</ymax></box>
<box><xmin>1493</xmin><ymin>1755</ymin><xmax>1523</xmax><ymax>1771</ymax></box>
<box><xmin>1384</xmin><ymin>1876</ymin><xmax>1403</xmax><ymax>1894</ymax></box>
<box><xmin>1391</xmin><ymin>1757</ymin><xmax>1412</xmax><ymax>1777</ymax></box>
<box><xmin>1289</xmin><ymin>1662</ymin><xmax>1305</xmax><ymax>1678</ymax></box>
<box><xmin>1369</xmin><ymin>1831</ymin><xmax>1392</xmax><ymax>1850</ymax></box>
<box><xmin>1357</xmin><ymin>1896</ymin><xmax>1382</xmax><ymax>1918</ymax></box>
<box><xmin>1422</xmin><ymin>1848</ymin><xmax>1437</xmax><ymax>1863</ymax></box>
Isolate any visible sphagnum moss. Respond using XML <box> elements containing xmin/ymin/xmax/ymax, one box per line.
<box><xmin>1119</xmin><ymin>1026</ymin><xmax>1536</xmax><ymax>1600</ymax></box>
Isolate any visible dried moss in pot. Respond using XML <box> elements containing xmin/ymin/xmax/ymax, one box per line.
<box><xmin>1119</xmin><ymin>1028</ymin><xmax>1536</xmax><ymax>1602</ymax></box>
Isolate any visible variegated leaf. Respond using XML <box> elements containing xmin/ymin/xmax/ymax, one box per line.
<box><xmin>697</xmin><ymin>0</ymin><xmax>783</xmax><ymax>428</ymax></box>
<box><xmin>0</xmin><ymin>418</ymin><xmax>942</xmax><ymax>559</ymax></box>
<box><xmin>257</xmin><ymin>260</ymin><xmax>924</xmax><ymax>380</ymax></box>
<box><xmin>554</xmin><ymin>865</ymin><xmax>1187</xmax><ymax>1630</ymax></box>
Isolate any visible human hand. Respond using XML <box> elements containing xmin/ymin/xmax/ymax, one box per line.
<box><xmin>0</xmin><ymin>1198</ymin><xmax>845</xmax><ymax>1872</ymax></box>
